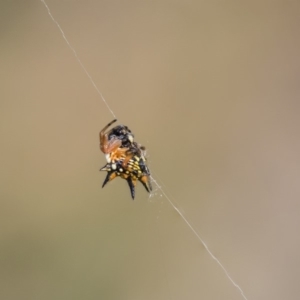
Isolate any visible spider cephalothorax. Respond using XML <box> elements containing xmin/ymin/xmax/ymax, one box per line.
<box><xmin>107</xmin><ymin>125</ymin><xmax>134</xmax><ymax>149</ymax></box>
<box><xmin>99</xmin><ymin>119</ymin><xmax>152</xmax><ymax>199</ymax></box>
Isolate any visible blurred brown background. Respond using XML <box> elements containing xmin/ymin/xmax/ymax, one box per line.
<box><xmin>1</xmin><ymin>1</ymin><xmax>300</xmax><ymax>299</ymax></box>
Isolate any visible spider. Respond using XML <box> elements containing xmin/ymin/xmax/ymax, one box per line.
<box><xmin>99</xmin><ymin>119</ymin><xmax>152</xmax><ymax>199</ymax></box>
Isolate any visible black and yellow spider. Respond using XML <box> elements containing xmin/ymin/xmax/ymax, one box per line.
<box><xmin>99</xmin><ymin>119</ymin><xmax>152</xmax><ymax>199</ymax></box>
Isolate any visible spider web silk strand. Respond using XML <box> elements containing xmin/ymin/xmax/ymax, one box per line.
<box><xmin>40</xmin><ymin>0</ymin><xmax>116</xmax><ymax>118</ymax></box>
<box><xmin>40</xmin><ymin>1</ymin><xmax>249</xmax><ymax>299</ymax></box>
<box><xmin>150</xmin><ymin>176</ymin><xmax>248</xmax><ymax>300</ymax></box>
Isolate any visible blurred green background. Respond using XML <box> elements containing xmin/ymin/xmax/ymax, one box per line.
<box><xmin>1</xmin><ymin>1</ymin><xmax>300</xmax><ymax>299</ymax></box>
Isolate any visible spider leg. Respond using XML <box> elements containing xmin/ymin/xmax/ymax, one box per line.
<box><xmin>99</xmin><ymin>119</ymin><xmax>118</xmax><ymax>153</ymax></box>
<box><xmin>100</xmin><ymin>136</ymin><xmax>122</xmax><ymax>154</ymax></box>
<box><xmin>100</xmin><ymin>119</ymin><xmax>117</xmax><ymax>135</ymax></box>
<box><xmin>109</xmin><ymin>147</ymin><xmax>129</xmax><ymax>163</ymax></box>
<box><xmin>99</xmin><ymin>119</ymin><xmax>117</xmax><ymax>143</ymax></box>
